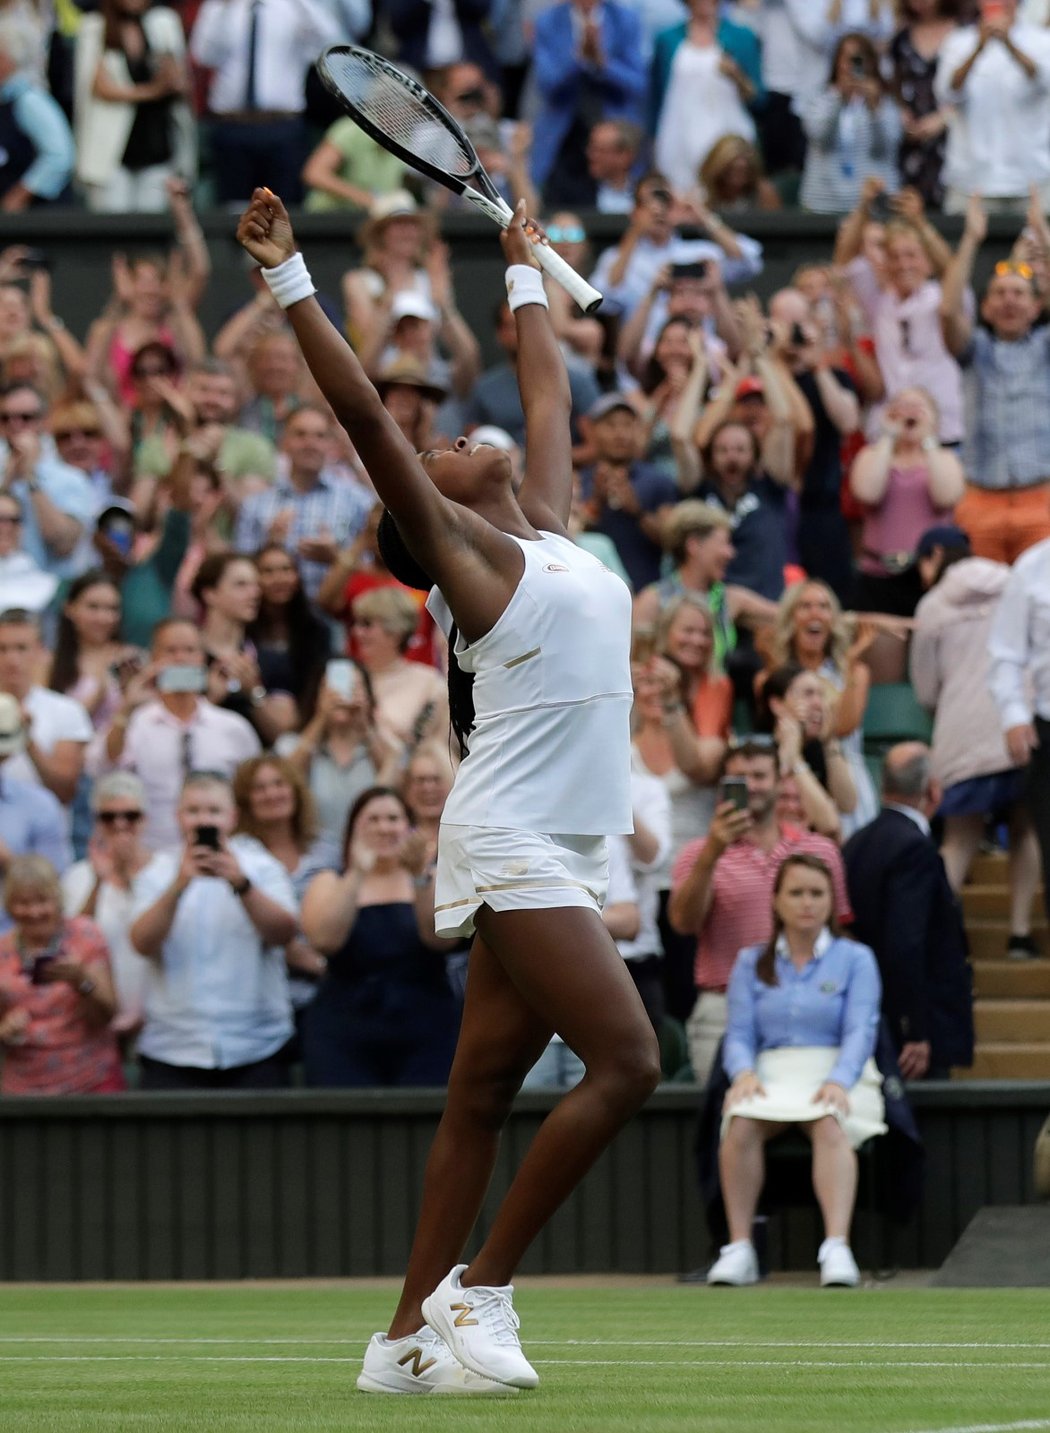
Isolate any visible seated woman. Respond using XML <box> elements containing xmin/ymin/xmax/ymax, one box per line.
<box><xmin>756</xmin><ymin>663</ymin><xmax>857</xmax><ymax>839</ymax></box>
<box><xmin>708</xmin><ymin>853</ymin><xmax>885</xmax><ymax>1289</ymax></box>
<box><xmin>300</xmin><ymin>786</ymin><xmax>460</xmax><ymax>1088</ymax></box>
<box><xmin>0</xmin><ymin>854</ymin><xmax>123</xmax><ymax>1094</ymax></box>
<box><xmin>698</xmin><ymin>134</ymin><xmax>781</xmax><ymax>213</ymax></box>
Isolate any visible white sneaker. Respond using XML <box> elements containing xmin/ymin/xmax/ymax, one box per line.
<box><xmin>706</xmin><ymin>1241</ymin><xmax>760</xmax><ymax>1286</ymax></box>
<box><xmin>421</xmin><ymin>1264</ymin><xmax>539</xmax><ymax>1389</ymax></box>
<box><xmin>356</xmin><ymin>1327</ymin><xmax>519</xmax><ymax>1395</ymax></box>
<box><xmin>818</xmin><ymin>1239</ymin><xmax>861</xmax><ymax>1287</ymax></box>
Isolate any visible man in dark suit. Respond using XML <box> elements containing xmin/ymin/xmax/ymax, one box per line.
<box><xmin>843</xmin><ymin>742</ymin><xmax>974</xmax><ymax>1079</ymax></box>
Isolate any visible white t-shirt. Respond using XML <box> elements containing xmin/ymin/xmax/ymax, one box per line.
<box><xmin>4</xmin><ymin>685</ymin><xmax>92</xmax><ymax>796</ymax></box>
<box><xmin>62</xmin><ymin>860</ymin><xmax>150</xmax><ymax>1020</ymax></box>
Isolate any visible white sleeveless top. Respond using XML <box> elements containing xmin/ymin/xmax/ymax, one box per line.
<box><xmin>426</xmin><ymin>531</ymin><xmax>634</xmax><ymax>835</ymax></box>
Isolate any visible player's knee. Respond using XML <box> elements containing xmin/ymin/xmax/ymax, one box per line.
<box><xmin>449</xmin><ymin>1061</ymin><xmax>522</xmax><ymax>1131</ymax></box>
<box><xmin>599</xmin><ymin>1026</ymin><xmax>661</xmax><ymax>1106</ymax></box>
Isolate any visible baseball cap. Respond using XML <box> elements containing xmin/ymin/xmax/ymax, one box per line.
<box><xmin>916</xmin><ymin>525</ymin><xmax>971</xmax><ymax>559</ymax></box>
<box><xmin>390</xmin><ymin>291</ymin><xmax>438</xmax><ymax>325</ymax></box>
<box><xmin>0</xmin><ymin>692</ymin><xmax>25</xmax><ymax>757</ymax></box>
<box><xmin>735</xmin><ymin>376</ymin><xmax>765</xmax><ymax>400</ymax></box>
<box><xmin>367</xmin><ymin>190</ymin><xmax>421</xmax><ymax>225</ymax></box>
<box><xmin>587</xmin><ymin>393</ymin><xmax>636</xmax><ymax>422</ymax></box>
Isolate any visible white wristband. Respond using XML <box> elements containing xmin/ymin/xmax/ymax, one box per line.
<box><xmin>505</xmin><ymin>264</ymin><xmax>548</xmax><ymax>313</ymax></box>
<box><xmin>262</xmin><ymin>252</ymin><xmax>316</xmax><ymax>310</ymax></box>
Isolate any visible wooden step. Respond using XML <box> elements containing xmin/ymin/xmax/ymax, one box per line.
<box><xmin>962</xmin><ymin>884</ymin><xmax>1046</xmax><ymax>919</ymax></box>
<box><xmin>973</xmin><ymin>960</ymin><xmax>1050</xmax><ymax>998</ymax></box>
<box><xmin>965</xmin><ymin>921</ymin><xmax>1048</xmax><ymax>960</ymax></box>
<box><xmin>975</xmin><ymin>999</ymin><xmax>1050</xmax><ymax>1042</ymax></box>
<box><xmin>968</xmin><ymin>852</ymin><xmax>1011</xmax><ymax>885</ymax></box>
<box><xmin>956</xmin><ymin>1043</ymin><xmax>1050</xmax><ymax>1079</ymax></box>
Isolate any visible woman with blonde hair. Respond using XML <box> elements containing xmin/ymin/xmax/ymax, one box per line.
<box><xmin>351</xmin><ymin>585</ymin><xmax>448</xmax><ymax>748</ymax></box>
<box><xmin>233</xmin><ymin>754</ymin><xmax>339</xmax><ymax>1015</ymax></box>
<box><xmin>762</xmin><ymin>579</ymin><xmax>879</xmax><ymax>837</ymax></box>
<box><xmin>0</xmin><ymin>854</ymin><xmax>123</xmax><ymax>1094</ymax></box>
<box><xmin>698</xmin><ymin>134</ymin><xmax>781</xmax><ymax>212</ymax></box>
<box><xmin>634</xmin><ymin>501</ymin><xmax>737</xmax><ymax>666</ymax></box>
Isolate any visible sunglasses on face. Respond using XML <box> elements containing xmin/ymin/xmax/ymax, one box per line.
<box><xmin>97</xmin><ymin>810</ymin><xmax>143</xmax><ymax>825</ymax></box>
<box><xmin>728</xmin><ymin>733</ymin><xmax>776</xmax><ymax>752</ymax></box>
<box><xmin>994</xmin><ymin>261</ymin><xmax>1035</xmax><ymax>280</ymax></box>
<box><xmin>547</xmin><ymin>226</ymin><xmax>586</xmax><ymax>244</ymax></box>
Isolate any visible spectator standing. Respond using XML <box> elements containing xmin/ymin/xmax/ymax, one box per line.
<box><xmin>0</xmin><ymin>487</ymin><xmax>56</xmax><ymax>613</ymax></box>
<box><xmin>73</xmin><ymin>0</ymin><xmax>195</xmax><ymax>213</ymax></box>
<box><xmin>0</xmin><ymin>854</ymin><xmax>123</xmax><ymax>1093</ymax></box>
<box><xmin>843</xmin><ymin>743</ymin><xmax>974</xmax><ymax>1078</ymax></box>
<box><xmin>800</xmin><ymin>33</ymin><xmax>902</xmax><ymax>215</ymax></box>
<box><xmin>61</xmin><ymin>772</ymin><xmax>153</xmax><ymax>1040</ymax></box>
<box><xmin>940</xmin><ymin>195</ymin><xmax>1050</xmax><ymax>563</ymax></box>
<box><xmin>350</xmin><ymin>585</ymin><xmax>448</xmax><ymax>749</ymax></box>
<box><xmin>668</xmin><ymin>737</ymin><xmax>852</xmax><ymax>1084</ymax></box>
<box><xmin>129</xmin><ymin>771</ymin><xmax>297</xmax><ymax>1089</ymax></box>
<box><xmin>849</xmin><ymin>386</ymin><xmax>965</xmax><ymax>622</ymax></box>
<box><xmin>577</xmin><ymin>393</ymin><xmax>679</xmax><ymax>591</ymax></box>
<box><xmin>695</xmin><ymin>420</ymin><xmax>793</xmax><ymax>607</ymax></box>
<box><xmin>90</xmin><ymin>618</ymin><xmax>260</xmax><ymax>851</ymax></box>
<box><xmin>234</xmin><ymin>405</ymin><xmax>373</xmax><ymax>602</ymax></box>
<box><xmin>248</xmin><ymin>544</ymin><xmax>330</xmax><ymax>730</ymax></box>
<box><xmin>300</xmin><ymin>785</ymin><xmax>461</xmax><ymax>1087</ymax></box>
<box><xmin>889</xmin><ymin>0</ymin><xmax>959</xmax><ymax>210</ymax></box>
<box><xmin>192</xmin><ymin>552</ymin><xmax>290</xmax><ymax>745</ymax></box>
<box><xmin>756</xmin><ymin>663</ymin><xmax>857</xmax><ymax>837</ymax></box>
<box><xmin>387</xmin><ymin>0</ymin><xmax>498</xmax><ymax>80</ymax></box>
<box><xmin>935</xmin><ymin>0</ymin><xmax>1050</xmax><ymax>214</ymax></box>
<box><xmin>302</xmin><ymin>117</ymin><xmax>407</xmax><ymax>215</ymax></box>
<box><xmin>0</xmin><ymin>608</ymin><xmax>91</xmax><ymax>811</ymax></box>
<box><xmin>753</xmin><ymin>0</ymin><xmax>832</xmax><ymax>178</ymax></box>
<box><xmin>912</xmin><ymin>524</ymin><xmax>1041</xmax><ymax>958</ymax></box>
<box><xmin>591</xmin><ymin>173</ymin><xmax>763</xmax><ymax>322</ymax></box>
<box><xmin>530</xmin><ymin>0</ymin><xmax>647</xmax><ymax>206</ymax></box>
<box><xmin>651</xmin><ymin>0</ymin><xmax>764</xmax><ymax>197</ymax></box>
<box><xmin>46</xmin><ymin>571</ymin><xmax>137</xmax><ymax>735</ymax></box>
<box><xmin>634</xmin><ymin>501</ymin><xmax>737</xmax><ymax>663</ymax></box>
<box><xmin>465</xmin><ymin>298</ymin><xmax>600</xmax><ymax>447</ymax></box>
<box><xmin>0</xmin><ymin>31</ymin><xmax>75</xmax><ymax>211</ymax></box>
<box><xmin>190</xmin><ymin>0</ymin><xmax>339</xmax><ymax>206</ymax></box>
<box><xmin>0</xmin><ymin>382</ymin><xmax>96</xmax><ymax>581</ymax></box>
<box><xmin>988</xmin><ymin>533</ymin><xmax>1050</xmax><ymax>940</ymax></box>
<box><xmin>279</xmin><ymin>668</ymin><xmax>401</xmax><ymax>849</ymax></box>
<box><xmin>0</xmin><ymin>693</ymin><xmax>72</xmax><ymax>926</ymax></box>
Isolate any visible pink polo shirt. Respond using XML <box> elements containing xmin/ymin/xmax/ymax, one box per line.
<box><xmin>671</xmin><ymin>825</ymin><xmax>853</xmax><ymax>993</ymax></box>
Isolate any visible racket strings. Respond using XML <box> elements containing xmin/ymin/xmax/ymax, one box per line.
<box><xmin>325</xmin><ymin>53</ymin><xmax>475</xmax><ymax>178</ymax></box>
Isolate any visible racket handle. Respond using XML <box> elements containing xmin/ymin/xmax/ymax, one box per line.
<box><xmin>532</xmin><ymin>242</ymin><xmax>603</xmax><ymax>315</ymax></box>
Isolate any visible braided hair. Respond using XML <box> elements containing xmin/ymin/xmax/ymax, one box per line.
<box><xmin>376</xmin><ymin>510</ymin><xmax>476</xmax><ymax>758</ymax></box>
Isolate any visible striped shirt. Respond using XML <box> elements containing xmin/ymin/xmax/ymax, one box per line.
<box><xmin>671</xmin><ymin>824</ymin><xmax>852</xmax><ymax>993</ymax></box>
<box><xmin>233</xmin><ymin>471</ymin><xmax>373</xmax><ymax>599</ymax></box>
<box><xmin>964</xmin><ymin>327</ymin><xmax>1050</xmax><ymax>490</ymax></box>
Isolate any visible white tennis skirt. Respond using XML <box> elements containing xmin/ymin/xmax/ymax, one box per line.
<box><xmin>721</xmin><ymin>1046</ymin><xmax>888</xmax><ymax>1150</ymax></box>
<box><xmin>433</xmin><ymin>825</ymin><xmax>609</xmax><ymax>939</ymax></box>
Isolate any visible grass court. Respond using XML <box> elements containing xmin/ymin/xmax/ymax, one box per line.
<box><xmin>0</xmin><ymin>1281</ymin><xmax>1046</xmax><ymax>1432</ymax></box>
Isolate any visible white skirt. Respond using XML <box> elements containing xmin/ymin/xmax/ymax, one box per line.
<box><xmin>721</xmin><ymin>1046</ymin><xmax>888</xmax><ymax>1150</ymax></box>
<box><xmin>433</xmin><ymin>825</ymin><xmax>608</xmax><ymax>939</ymax></box>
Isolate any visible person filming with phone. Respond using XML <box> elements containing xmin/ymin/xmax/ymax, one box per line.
<box><xmin>129</xmin><ymin>769</ymin><xmax>297</xmax><ymax>1090</ymax></box>
<box><xmin>88</xmin><ymin>617</ymin><xmax>260</xmax><ymax>850</ymax></box>
<box><xmin>668</xmin><ymin>737</ymin><xmax>852</xmax><ymax>1085</ymax></box>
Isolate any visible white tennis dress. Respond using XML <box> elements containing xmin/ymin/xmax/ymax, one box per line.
<box><xmin>426</xmin><ymin>530</ymin><xmax>633</xmax><ymax>937</ymax></box>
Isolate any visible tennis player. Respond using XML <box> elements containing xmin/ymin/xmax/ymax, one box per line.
<box><xmin>237</xmin><ymin>190</ymin><xmax>660</xmax><ymax>1395</ymax></box>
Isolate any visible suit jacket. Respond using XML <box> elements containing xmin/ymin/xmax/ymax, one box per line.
<box><xmin>387</xmin><ymin>0</ymin><xmax>498</xmax><ymax>80</ymax></box>
<box><xmin>530</xmin><ymin>0</ymin><xmax>647</xmax><ymax>191</ymax></box>
<box><xmin>843</xmin><ymin>808</ymin><xmax>974</xmax><ymax>1071</ymax></box>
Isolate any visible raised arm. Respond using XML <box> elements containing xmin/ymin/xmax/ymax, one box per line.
<box><xmin>504</xmin><ymin>208</ymin><xmax>574</xmax><ymax>533</ymax></box>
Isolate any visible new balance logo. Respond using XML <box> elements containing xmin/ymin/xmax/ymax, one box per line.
<box><xmin>397</xmin><ymin>1347</ymin><xmax>437</xmax><ymax>1377</ymax></box>
<box><xmin>451</xmin><ymin>1302</ymin><xmax>479</xmax><ymax>1327</ymax></box>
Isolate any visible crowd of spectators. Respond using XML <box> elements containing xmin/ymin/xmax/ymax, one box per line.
<box><xmin>0</xmin><ymin>0</ymin><xmax>1045</xmax><ymax>1171</ymax></box>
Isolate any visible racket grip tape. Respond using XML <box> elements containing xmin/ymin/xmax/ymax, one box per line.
<box><xmin>531</xmin><ymin>242</ymin><xmax>603</xmax><ymax>315</ymax></box>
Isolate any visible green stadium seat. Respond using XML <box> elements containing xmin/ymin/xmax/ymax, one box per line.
<box><xmin>862</xmin><ymin>682</ymin><xmax>933</xmax><ymax>752</ymax></box>
<box><xmin>657</xmin><ymin>1016</ymin><xmax>692</xmax><ymax>1082</ymax></box>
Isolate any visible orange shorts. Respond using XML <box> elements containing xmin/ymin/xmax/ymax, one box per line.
<box><xmin>955</xmin><ymin>483</ymin><xmax>1050</xmax><ymax>565</ymax></box>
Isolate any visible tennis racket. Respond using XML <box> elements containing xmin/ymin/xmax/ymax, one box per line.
<box><xmin>316</xmin><ymin>45</ymin><xmax>604</xmax><ymax>315</ymax></box>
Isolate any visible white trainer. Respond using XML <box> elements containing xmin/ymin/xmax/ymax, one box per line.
<box><xmin>818</xmin><ymin>1239</ymin><xmax>861</xmax><ymax>1287</ymax></box>
<box><xmin>706</xmin><ymin>1240</ymin><xmax>760</xmax><ymax>1286</ymax></box>
<box><xmin>356</xmin><ymin>1326</ymin><xmax>519</xmax><ymax>1395</ymax></box>
<box><xmin>421</xmin><ymin>1264</ymin><xmax>539</xmax><ymax>1389</ymax></box>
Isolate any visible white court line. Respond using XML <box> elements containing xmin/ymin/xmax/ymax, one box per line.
<box><xmin>0</xmin><ymin>1355</ymin><xmax>1048</xmax><ymax>1372</ymax></box>
<box><xmin>908</xmin><ymin>1423</ymin><xmax>1050</xmax><ymax>1433</ymax></box>
<box><xmin>1</xmin><ymin>1337</ymin><xmax>1049</xmax><ymax>1351</ymax></box>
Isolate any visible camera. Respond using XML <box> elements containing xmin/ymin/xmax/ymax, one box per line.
<box><xmin>849</xmin><ymin>54</ymin><xmax>867</xmax><ymax>78</ymax></box>
<box><xmin>718</xmin><ymin>776</ymin><xmax>749</xmax><ymax>812</ymax></box>
<box><xmin>156</xmin><ymin>664</ymin><xmax>207</xmax><ymax>695</ymax></box>
<box><xmin>671</xmin><ymin>261</ymin><xmax>708</xmax><ymax>281</ymax></box>
<box><xmin>789</xmin><ymin>321</ymin><xmax>807</xmax><ymax>347</ymax></box>
<box><xmin>194</xmin><ymin>825</ymin><xmax>221</xmax><ymax>851</ymax></box>
<box><xmin>868</xmin><ymin>192</ymin><xmax>892</xmax><ymax>222</ymax></box>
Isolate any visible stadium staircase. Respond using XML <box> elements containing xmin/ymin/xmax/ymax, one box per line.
<box><xmin>961</xmin><ymin>851</ymin><xmax>1050</xmax><ymax>1080</ymax></box>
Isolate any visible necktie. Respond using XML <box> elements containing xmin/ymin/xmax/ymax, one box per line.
<box><xmin>245</xmin><ymin>0</ymin><xmax>261</xmax><ymax>111</ymax></box>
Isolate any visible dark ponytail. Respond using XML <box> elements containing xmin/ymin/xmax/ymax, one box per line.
<box><xmin>376</xmin><ymin>510</ymin><xmax>476</xmax><ymax>758</ymax></box>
